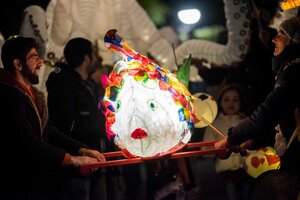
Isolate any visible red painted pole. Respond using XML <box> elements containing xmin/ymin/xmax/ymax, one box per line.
<box><xmin>80</xmin><ymin>141</ymin><xmax>225</xmax><ymax>174</ymax></box>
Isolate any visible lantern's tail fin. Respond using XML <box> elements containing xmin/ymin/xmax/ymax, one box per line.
<box><xmin>104</xmin><ymin>29</ymin><xmax>155</xmax><ymax>66</ymax></box>
<box><xmin>177</xmin><ymin>54</ymin><xmax>192</xmax><ymax>88</ymax></box>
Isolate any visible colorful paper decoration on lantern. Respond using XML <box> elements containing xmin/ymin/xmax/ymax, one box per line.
<box><xmin>244</xmin><ymin>147</ymin><xmax>281</xmax><ymax>178</ymax></box>
<box><xmin>99</xmin><ymin>29</ymin><xmax>200</xmax><ymax>158</ymax></box>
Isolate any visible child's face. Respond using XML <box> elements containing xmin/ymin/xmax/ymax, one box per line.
<box><xmin>221</xmin><ymin>89</ymin><xmax>241</xmax><ymax>115</ymax></box>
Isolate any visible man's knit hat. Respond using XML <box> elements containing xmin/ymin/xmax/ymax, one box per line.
<box><xmin>279</xmin><ymin>16</ymin><xmax>300</xmax><ymax>44</ymax></box>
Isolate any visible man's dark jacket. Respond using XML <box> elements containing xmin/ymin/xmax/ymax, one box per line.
<box><xmin>0</xmin><ymin>68</ymin><xmax>85</xmax><ymax>199</ymax></box>
<box><xmin>46</xmin><ymin>63</ymin><xmax>106</xmax><ymax>151</ymax></box>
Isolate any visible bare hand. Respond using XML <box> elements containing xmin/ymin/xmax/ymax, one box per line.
<box><xmin>70</xmin><ymin>156</ymin><xmax>99</xmax><ymax>167</ymax></box>
<box><xmin>79</xmin><ymin>148</ymin><xmax>106</xmax><ymax>162</ymax></box>
<box><xmin>214</xmin><ymin>137</ymin><xmax>229</xmax><ymax>149</ymax></box>
<box><xmin>240</xmin><ymin>139</ymin><xmax>253</xmax><ymax>149</ymax></box>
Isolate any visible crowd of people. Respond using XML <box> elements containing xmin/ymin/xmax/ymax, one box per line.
<box><xmin>214</xmin><ymin>16</ymin><xmax>300</xmax><ymax>199</ymax></box>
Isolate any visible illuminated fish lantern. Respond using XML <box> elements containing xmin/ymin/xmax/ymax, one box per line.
<box><xmin>244</xmin><ymin>147</ymin><xmax>281</xmax><ymax>178</ymax></box>
<box><xmin>99</xmin><ymin>29</ymin><xmax>199</xmax><ymax>158</ymax></box>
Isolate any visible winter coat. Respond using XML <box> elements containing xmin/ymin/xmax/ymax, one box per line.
<box><xmin>0</xmin><ymin>68</ymin><xmax>85</xmax><ymax>199</ymax></box>
<box><xmin>46</xmin><ymin>63</ymin><xmax>106</xmax><ymax>151</ymax></box>
<box><xmin>227</xmin><ymin>44</ymin><xmax>300</xmax><ymax>178</ymax></box>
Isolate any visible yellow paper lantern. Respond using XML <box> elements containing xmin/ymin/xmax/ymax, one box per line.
<box><xmin>192</xmin><ymin>92</ymin><xmax>218</xmax><ymax>128</ymax></box>
<box><xmin>244</xmin><ymin>147</ymin><xmax>281</xmax><ymax>178</ymax></box>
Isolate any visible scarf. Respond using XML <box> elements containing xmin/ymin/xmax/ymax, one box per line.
<box><xmin>0</xmin><ymin>68</ymin><xmax>48</xmax><ymax>131</ymax></box>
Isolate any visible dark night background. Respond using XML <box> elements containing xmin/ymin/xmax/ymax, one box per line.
<box><xmin>0</xmin><ymin>0</ymin><xmax>226</xmax><ymax>40</ymax></box>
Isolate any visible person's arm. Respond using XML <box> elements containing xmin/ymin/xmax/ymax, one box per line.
<box><xmin>4</xmin><ymin>92</ymin><xmax>69</xmax><ymax>168</ymax></box>
<box><xmin>63</xmin><ymin>150</ymin><xmax>105</xmax><ymax>167</ymax></box>
<box><xmin>47</xmin><ymin>121</ymin><xmax>106</xmax><ymax>164</ymax></box>
<box><xmin>1</xmin><ymin>85</ymin><xmax>105</xmax><ymax>174</ymax></box>
<box><xmin>216</xmin><ymin>64</ymin><xmax>300</xmax><ymax>149</ymax></box>
<box><xmin>230</xmin><ymin>86</ymin><xmax>294</xmax><ymax>144</ymax></box>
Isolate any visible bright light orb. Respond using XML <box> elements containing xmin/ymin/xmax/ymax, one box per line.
<box><xmin>178</xmin><ymin>9</ymin><xmax>201</xmax><ymax>25</ymax></box>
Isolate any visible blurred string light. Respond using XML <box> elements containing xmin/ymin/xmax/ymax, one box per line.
<box><xmin>177</xmin><ymin>9</ymin><xmax>201</xmax><ymax>24</ymax></box>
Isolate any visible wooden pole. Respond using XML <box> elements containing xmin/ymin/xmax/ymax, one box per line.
<box><xmin>198</xmin><ymin>115</ymin><xmax>226</xmax><ymax>138</ymax></box>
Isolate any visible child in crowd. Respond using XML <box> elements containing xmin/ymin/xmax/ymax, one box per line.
<box><xmin>203</xmin><ymin>84</ymin><xmax>253</xmax><ymax>200</ymax></box>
